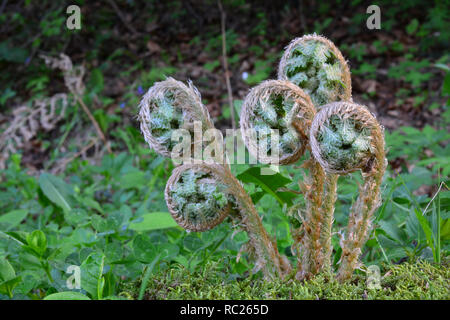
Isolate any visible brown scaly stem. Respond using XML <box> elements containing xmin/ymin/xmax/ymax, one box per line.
<box><xmin>320</xmin><ymin>173</ymin><xmax>338</xmax><ymax>270</ymax></box>
<box><xmin>226</xmin><ymin>172</ymin><xmax>289</xmax><ymax>279</ymax></box>
<box><xmin>336</xmin><ymin>162</ymin><xmax>385</xmax><ymax>281</ymax></box>
<box><xmin>295</xmin><ymin>158</ymin><xmax>325</xmax><ymax>280</ymax></box>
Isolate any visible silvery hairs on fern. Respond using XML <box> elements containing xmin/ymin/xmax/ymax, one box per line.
<box><xmin>138</xmin><ymin>77</ymin><xmax>214</xmax><ymax>159</ymax></box>
<box><xmin>278</xmin><ymin>34</ymin><xmax>352</xmax><ymax>108</ymax></box>
<box><xmin>240</xmin><ymin>80</ymin><xmax>316</xmax><ymax>165</ymax></box>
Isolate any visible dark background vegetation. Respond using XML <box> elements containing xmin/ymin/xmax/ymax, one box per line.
<box><xmin>0</xmin><ymin>0</ymin><xmax>448</xmax><ymax>300</ymax></box>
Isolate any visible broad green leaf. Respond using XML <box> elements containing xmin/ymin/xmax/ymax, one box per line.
<box><xmin>44</xmin><ymin>291</ymin><xmax>91</xmax><ymax>300</ymax></box>
<box><xmin>236</xmin><ymin>167</ymin><xmax>294</xmax><ymax>206</ymax></box>
<box><xmin>81</xmin><ymin>252</ymin><xmax>105</xmax><ymax>300</ymax></box>
<box><xmin>39</xmin><ymin>173</ymin><xmax>73</xmax><ymax>213</ymax></box>
<box><xmin>378</xmin><ymin>221</ymin><xmax>406</xmax><ymax>243</ymax></box>
<box><xmin>0</xmin><ymin>259</ymin><xmax>20</xmax><ymax>298</ymax></box>
<box><xmin>0</xmin><ymin>231</ymin><xmax>27</xmax><ymax>245</ymax></box>
<box><xmin>406</xmin><ymin>19</ymin><xmax>419</xmax><ymax>35</ymax></box>
<box><xmin>129</xmin><ymin>212</ymin><xmax>178</xmax><ymax>232</ymax></box>
<box><xmin>0</xmin><ymin>209</ymin><xmax>28</xmax><ymax>230</ymax></box>
<box><xmin>132</xmin><ymin>234</ymin><xmax>157</xmax><ymax>263</ymax></box>
<box><xmin>0</xmin><ymin>258</ymin><xmax>16</xmax><ymax>281</ymax></box>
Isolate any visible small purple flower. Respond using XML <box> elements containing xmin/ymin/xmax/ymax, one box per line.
<box><xmin>137</xmin><ymin>85</ymin><xmax>144</xmax><ymax>95</ymax></box>
<box><xmin>25</xmin><ymin>56</ymin><xmax>31</xmax><ymax>65</ymax></box>
<box><xmin>120</xmin><ymin>102</ymin><xmax>126</xmax><ymax>109</ymax></box>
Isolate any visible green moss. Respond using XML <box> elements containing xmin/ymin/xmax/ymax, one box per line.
<box><xmin>170</xmin><ymin>170</ymin><xmax>230</xmax><ymax>227</ymax></box>
<box><xmin>121</xmin><ymin>260</ymin><xmax>449</xmax><ymax>300</ymax></box>
<box><xmin>317</xmin><ymin>115</ymin><xmax>372</xmax><ymax>171</ymax></box>
<box><xmin>251</xmin><ymin>94</ymin><xmax>300</xmax><ymax>155</ymax></box>
<box><xmin>285</xmin><ymin>40</ymin><xmax>345</xmax><ymax>107</ymax></box>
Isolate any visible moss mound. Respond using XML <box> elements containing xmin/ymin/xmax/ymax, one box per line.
<box><xmin>121</xmin><ymin>260</ymin><xmax>449</xmax><ymax>300</ymax></box>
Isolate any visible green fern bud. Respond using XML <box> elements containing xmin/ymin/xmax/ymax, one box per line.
<box><xmin>278</xmin><ymin>34</ymin><xmax>352</xmax><ymax>109</ymax></box>
<box><xmin>310</xmin><ymin>102</ymin><xmax>382</xmax><ymax>174</ymax></box>
<box><xmin>139</xmin><ymin>77</ymin><xmax>214</xmax><ymax>158</ymax></box>
<box><xmin>240</xmin><ymin>80</ymin><xmax>315</xmax><ymax>165</ymax></box>
<box><xmin>166</xmin><ymin>166</ymin><xmax>231</xmax><ymax>232</ymax></box>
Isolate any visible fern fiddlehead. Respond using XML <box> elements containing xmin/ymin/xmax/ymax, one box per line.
<box><xmin>309</xmin><ymin>101</ymin><xmax>386</xmax><ymax>281</ymax></box>
<box><xmin>278</xmin><ymin>34</ymin><xmax>352</xmax><ymax>109</ymax></box>
<box><xmin>278</xmin><ymin>35</ymin><xmax>353</xmax><ymax>275</ymax></box>
<box><xmin>138</xmin><ymin>77</ymin><xmax>214</xmax><ymax>158</ymax></box>
<box><xmin>239</xmin><ymin>80</ymin><xmax>329</xmax><ymax>279</ymax></box>
<box><xmin>240</xmin><ymin>80</ymin><xmax>316</xmax><ymax>165</ymax></box>
<box><xmin>139</xmin><ymin>79</ymin><xmax>287</xmax><ymax>280</ymax></box>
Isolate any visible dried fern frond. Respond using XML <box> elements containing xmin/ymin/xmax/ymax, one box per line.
<box><xmin>0</xmin><ymin>94</ymin><xmax>68</xmax><ymax>169</ymax></box>
<box><xmin>40</xmin><ymin>53</ymin><xmax>85</xmax><ymax>95</ymax></box>
<box><xmin>138</xmin><ymin>78</ymin><xmax>214</xmax><ymax>159</ymax></box>
<box><xmin>278</xmin><ymin>34</ymin><xmax>352</xmax><ymax>108</ymax></box>
<box><xmin>240</xmin><ymin>80</ymin><xmax>316</xmax><ymax>165</ymax></box>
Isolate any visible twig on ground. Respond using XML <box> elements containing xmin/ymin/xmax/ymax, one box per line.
<box><xmin>106</xmin><ymin>0</ymin><xmax>139</xmax><ymax>36</ymax></box>
<box><xmin>72</xmin><ymin>92</ymin><xmax>112</xmax><ymax>153</ymax></box>
<box><xmin>218</xmin><ymin>0</ymin><xmax>236</xmax><ymax>130</ymax></box>
<box><xmin>422</xmin><ymin>181</ymin><xmax>447</xmax><ymax>215</ymax></box>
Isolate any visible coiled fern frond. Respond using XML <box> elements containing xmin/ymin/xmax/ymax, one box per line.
<box><xmin>138</xmin><ymin>77</ymin><xmax>214</xmax><ymax>158</ymax></box>
<box><xmin>165</xmin><ymin>163</ymin><xmax>233</xmax><ymax>232</ymax></box>
<box><xmin>240</xmin><ymin>80</ymin><xmax>315</xmax><ymax>165</ymax></box>
<box><xmin>278</xmin><ymin>34</ymin><xmax>352</xmax><ymax>108</ymax></box>
<box><xmin>309</xmin><ymin>102</ymin><xmax>386</xmax><ymax>281</ymax></box>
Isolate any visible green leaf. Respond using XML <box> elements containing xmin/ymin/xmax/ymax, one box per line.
<box><xmin>0</xmin><ymin>258</ymin><xmax>16</xmax><ymax>282</ymax></box>
<box><xmin>44</xmin><ymin>292</ymin><xmax>91</xmax><ymax>300</ymax></box>
<box><xmin>0</xmin><ymin>41</ymin><xmax>28</xmax><ymax>63</ymax></box>
<box><xmin>132</xmin><ymin>234</ymin><xmax>157</xmax><ymax>263</ymax></box>
<box><xmin>0</xmin><ymin>209</ymin><xmax>28</xmax><ymax>230</ymax></box>
<box><xmin>414</xmin><ymin>208</ymin><xmax>434</xmax><ymax>248</ymax></box>
<box><xmin>0</xmin><ymin>259</ymin><xmax>20</xmax><ymax>298</ymax></box>
<box><xmin>129</xmin><ymin>212</ymin><xmax>179</xmax><ymax>232</ymax></box>
<box><xmin>88</xmin><ymin>68</ymin><xmax>104</xmax><ymax>94</ymax></box>
<box><xmin>81</xmin><ymin>197</ymin><xmax>103</xmax><ymax>214</ymax></box>
<box><xmin>119</xmin><ymin>171</ymin><xmax>147</xmax><ymax>189</ymax></box>
<box><xmin>26</xmin><ymin>230</ymin><xmax>47</xmax><ymax>257</ymax></box>
<box><xmin>39</xmin><ymin>173</ymin><xmax>73</xmax><ymax>213</ymax></box>
<box><xmin>138</xmin><ymin>254</ymin><xmax>161</xmax><ymax>300</ymax></box>
<box><xmin>378</xmin><ymin>221</ymin><xmax>406</xmax><ymax>243</ymax></box>
<box><xmin>440</xmin><ymin>218</ymin><xmax>450</xmax><ymax>241</ymax></box>
<box><xmin>0</xmin><ymin>276</ymin><xmax>21</xmax><ymax>298</ymax></box>
<box><xmin>236</xmin><ymin>167</ymin><xmax>294</xmax><ymax>206</ymax></box>
<box><xmin>406</xmin><ymin>19</ymin><xmax>419</xmax><ymax>35</ymax></box>
<box><xmin>80</xmin><ymin>252</ymin><xmax>105</xmax><ymax>300</ymax></box>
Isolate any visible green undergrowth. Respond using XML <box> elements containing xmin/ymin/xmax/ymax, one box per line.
<box><xmin>122</xmin><ymin>260</ymin><xmax>449</xmax><ymax>300</ymax></box>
